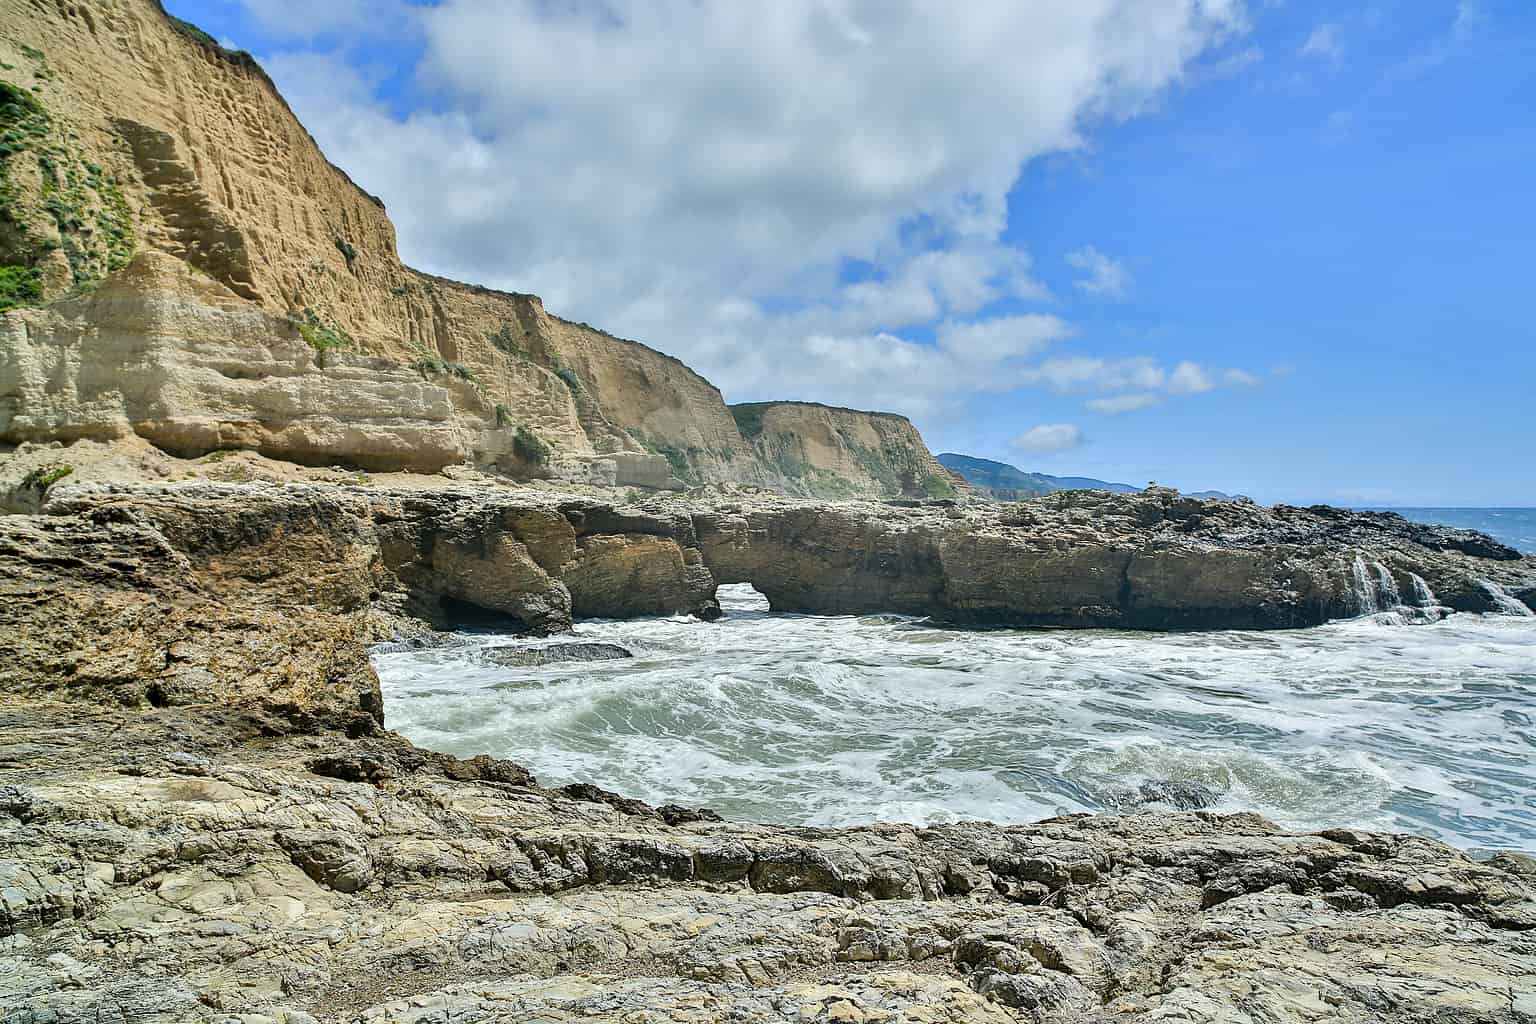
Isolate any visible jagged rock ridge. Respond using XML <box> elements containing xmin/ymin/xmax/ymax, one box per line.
<box><xmin>6</xmin><ymin>481</ymin><xmax>1531</xmax><ymax>728</ymax></box>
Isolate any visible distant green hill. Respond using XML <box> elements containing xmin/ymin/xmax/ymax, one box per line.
<box><xmin>937</xmin><ymin>453</ymin><xmax>1243</xmax><ymax>500</ymax></box>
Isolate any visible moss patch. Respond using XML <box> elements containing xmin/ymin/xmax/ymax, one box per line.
<box><xmin>488</xmin><ymin>322</ymin><xmax>529</xmax><ymax>360</ymax></box>
<box><xmin>625</xmin><ymin>427</ymin><xmax>703</xmax><ymax>485</ymax></box>
<box><xmin>513</xmin><ymin>426</ymin><xmax>550</xmax><ymax>465</ymax></box>
<box><xmin>411</xmin><ymin>350</ymin><xmax>477</xmax><ymax>382</ymax></box>
<box><xmin>21</xmin><ymin>462</ymin><xmax>72</xmax><ymax>490</ymax></box>
<box><xmin>294</xmin><ymin>309</ymin><xmax>353</xmax><ymax>363</ymax></box>
<box><xmin>554</xmin><ymin>365</ymin><xmax>583</xmax><ymax>394</ymax></box>
<box><xmin>920</xmin><ymin>472</ymin><xmax>958</xmax><ymax>500</ymax></box>
<box><xmin>728</xmin><ymin>402</ymin><xmax>770</xmax><ymax>439</ymax></box>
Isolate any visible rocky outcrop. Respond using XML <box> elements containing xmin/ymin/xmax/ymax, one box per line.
<box><xmin>2</xmin><ymin>480</ymin><xmax>1529</xmax><ymax>785</ymax></box>
<box><xmin>731</xmin><ymin>401</ymin><xmax>958</xmax><ymax>499</ymax></box>
<box><xmin>696</xmin><ymin>487</ymin><xmax>1536</xmax><ymax>628</ymax></box>
<box><xmin>2</xmin><ymin>482</ymin><xmax>1535</xmax><ymax>1021</ymax></box>
<box><xmin>366</xmin><ymin>488</ymin><xmax>719</xmax><ymax>630</ymax></box>
<box><xmin>5</xmin><ymin>484</ymin><xmax>1531</xmax><ymax>715</ymax></box>
<box><xmin>3</xmin><ymin>700</ymin><xmax>1534</xmax><ymax>1022</ymax></box>
<box><xmin>0</xmin><ymin>483</ymin><xmax>384</xmax><ymax>731</ymax></box>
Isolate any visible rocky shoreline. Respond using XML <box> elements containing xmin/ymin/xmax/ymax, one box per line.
<box><xmin>3</xmin><ymin>480</ymin><xmax>1536</xmax><ymax>1021</ymax></box>
<box><xmin>4</xmin><ymin>2</ymin><xmax>1534</xmax><ymax>1017</ymax></box>
<box><xmin>6</xmin><ymin>479</ymin><xmax>1534</xmax><ymax>727</ymax></box>
<box><xmin>5</xmin><ymin>698</ymin><xmax>1535</xmax><ymax>1022</ymax></box>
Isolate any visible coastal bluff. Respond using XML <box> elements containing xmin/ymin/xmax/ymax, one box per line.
<box><xmin>0</xmin><ymin>0</ymin><xmax>943</xmax><ymax>496</ymax></box>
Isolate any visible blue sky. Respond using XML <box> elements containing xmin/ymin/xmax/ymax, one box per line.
<box><xmin>167</xmin><ymin>1</ymin><xmax>1534</xmax><ymax>505</ymax></box>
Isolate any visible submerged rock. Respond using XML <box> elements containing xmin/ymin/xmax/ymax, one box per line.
<box><xmin>1124</xmin><ymin>779</ymin><xmax>1223</xmax><ymax>811</ymax></box>
<box><xmin>481</xmin><ymin>642</ymin><xmax>634</xmax><ymax>667</ymax></box>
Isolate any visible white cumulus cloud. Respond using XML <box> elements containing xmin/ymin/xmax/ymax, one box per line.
<box><xmin>250</xmin><ymin>0</ymin><xmax>1252</xmax><ymax>428</ymax></box>
<box><xmin>1166</xmin><ymin>361</ymin><xmax>1217</xmax><ymax>395</ymax></box>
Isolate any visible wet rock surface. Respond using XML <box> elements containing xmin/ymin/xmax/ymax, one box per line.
<box><xmin>480</xmin><ymin>642</ymin><xmax>634</xmax><ymax>667</ymax></box>
<box><xmin>2</xmin><ymin>703</ymin><xmax>1533</xmax><ymax>1022</ymax></box>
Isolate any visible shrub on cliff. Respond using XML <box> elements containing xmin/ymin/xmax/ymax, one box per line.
<box><xmin>294</xmin><ymin>310</ymin><xmax>353</xmax><ymax>366</ymax></box>
<box><xmin>0</xmin><ymin>264</ymin><xmax>41</xmax><ymax>311</ymax></box>
<box><xmin>411</xmin><ymin>348</ymin><xmax>477</xmax><ymax>382</ymax></box>
<box><xmin>921</xmin><ymin>472</ymin><xmax>958</xmax><ymax>499</ymax></box>
<box><xmin>513</xmin><ymin>426</ymin><xmax>550</xmax><ymax>465</ymax></box>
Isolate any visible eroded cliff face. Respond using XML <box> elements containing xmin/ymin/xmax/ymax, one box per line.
<box><xmin>0</xmin><ymin>0</ymin><xmax>930</xmax><ymax>493</ymax></box>
<box><xmin>0</xmin><ymin>253</ymin><xmax>482</xmax><ymax>470</ymax></box>
<box><xmin>730</xmin><ymin>401</ymin><xmax>958</xmax><ymax>499</ymax></box>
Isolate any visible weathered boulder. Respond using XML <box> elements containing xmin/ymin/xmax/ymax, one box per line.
<box><xmin>367</xmin><ymin>489</ymin><xmax>721</xmax><ymax>630</ymax></box>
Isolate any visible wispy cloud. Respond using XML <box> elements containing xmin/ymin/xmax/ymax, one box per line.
<box><xmin>1300</xmin><ymin>23</ymin><xmax>1345</xmax><ymax>64</ymax></box>
<box><xmin>1065</xmin><ymin>246</ymin><xmax>1130</xmax><ymax>299</ymax></box>
<box><xmin>1010</xmin><ymin>424</ymin><xmax>1084</xmax><ymax>454</ymax></box>
<box><xmin>1087</xmin><ymin>393</ymin><xmax>1163</xmax><ymax>416</ymax></box>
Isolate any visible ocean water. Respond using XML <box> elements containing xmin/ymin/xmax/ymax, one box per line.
<box><xmin>1373</xmin><ymin>507</ymin><xmax>1536</xmax><ymax>555</ymax></box>
<box><xmin>376</xmin><ymin>584</ymin><xmax>1536</xmax><ymax>853</ymax></box>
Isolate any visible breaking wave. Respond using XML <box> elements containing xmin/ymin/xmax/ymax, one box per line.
<box><xmin>376</xmin><ymin>584</ymin><xmax>1536</xmax><ymax>852</ymax></box>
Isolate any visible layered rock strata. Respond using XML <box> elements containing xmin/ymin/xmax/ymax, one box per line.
<box><xmin>2</xmin><ymin>701</ymin><xmax>1534</xmax><ymax>1022</ymax></box>
<box><xmin>0</xmin><ymin>0</ymin><xmax>935</xmax><ymax>496</ymax></box>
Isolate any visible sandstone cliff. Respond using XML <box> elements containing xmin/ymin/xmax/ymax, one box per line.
<box><xmin>0</xmin><ymin>0</ymin><xmax>930</xmax><ymax>495</ymax></box>
<box><xmin>730</xmin><ymin>401</ymin><xmax>957</xmax><ymax>499</ymax></box>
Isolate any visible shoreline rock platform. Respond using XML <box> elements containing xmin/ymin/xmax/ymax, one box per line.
<box><xmin>2</xmin><ymin>480</ymin><xmax>1535</xmax><ymax>1021</ymax></box>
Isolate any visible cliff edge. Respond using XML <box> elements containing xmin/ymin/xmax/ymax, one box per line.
<box><xmin>731</xmin><ymin>401</ymin><xmax>957</xmax><ymax>499</ymax></box>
